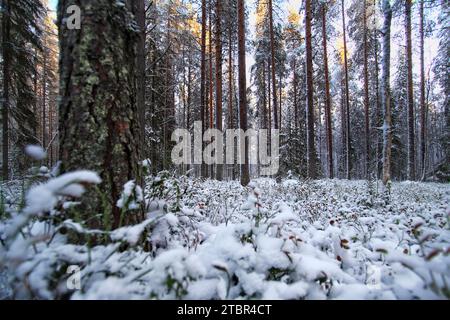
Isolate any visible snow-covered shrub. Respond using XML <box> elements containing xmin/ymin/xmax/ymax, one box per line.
<box><xmin>0</xmin><ymin>157</ymin><xmax>449</xmax><ymax>300</ymax></box>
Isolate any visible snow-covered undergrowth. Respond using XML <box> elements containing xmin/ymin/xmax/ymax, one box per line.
<box><xmin>0</xmin><ymin>171</ymin><xmax>449</xmax><ymax>300</ymax></box>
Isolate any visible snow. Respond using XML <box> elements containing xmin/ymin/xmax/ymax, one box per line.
<box><xmin>1</xmin><ymin>175</ymin><xmax>449</xmax><ymax>300</ymax></box>
<box><xmin>24</xmin><ymin>170</ymin><xmax>101</xmax><ymax>216</ymax></box>
<box><xmin>117</xmin><ymin>180</ymin><xmax>143</xmax><ymax>210</ymax></box>
<box><xmin>25</xmin><ymin>145</ymin><xmax>47</xmax><ymax>160</ymax></box>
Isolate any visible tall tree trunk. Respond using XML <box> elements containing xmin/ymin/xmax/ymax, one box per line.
<box><xmin>42</xmin><ymin>48</ymin><xmax>47</xmax><ymax>150</ymax></box>
<box><xmin>363</xmin><ymin>0</ymin><xmax>370</xmax><ymax>179</ymax></box>
<box><xmin>135</xmin><ymin>0</ymin><xmax>146</xmax><ymax>158</ymax></box>
<box><xmin>405</xmin><ymin>0</ymin><xmax>416</xmax><ymax>181</ymax></box>
<box><xmin>381</xmin><ymin>0</ymin><xmax>393</xmax><ymax>187</ymax></box>
<box><xmin>163</xmin><ymin>14</ymin><xmax>171</xmax><ymax>170</ymax></box>
<box><xmin>208</xmin><ymin>3</ymin><xmax>214</xmax><ymax>178</ymax></box>
<box><xmin>57</xmin><ymin>0</ymin><xmax>142</xmax><ymax>229</ymax></box>
<box><xmin>279</xmin><ymin>71</ymin><xmax>282</xmax><ymax>130</ymax></box>
<box><xmin>293</xmin><ymin>59</ymin><xmax>298</xmax><ymax>129</ymax></box>
<box><xmin>341</xmin><ymin>0</ymin><xmax>351</xmax><ymax>180</ymax></box>
<box><xmin>228</xmin><ymin>26</ymin><xmax>234</xmax><ymax>130</ymax></box>
<box><xmin>340</xmin><ymin>74</ymin><xmax>346</xmax><ymax>177</ymax></box>
<box><xmin>373</xmin><ymin>0</ymin><xmax>381</xmax><ymax>180</ymax></box>
<box><xmin>322</xmin><ymin>4</ymin><xmax>334</xmax><ymax>179</ymax></box>
<box><xmin>305</xmin><ymin>0</ymin><xmax>317</xmax><ymax>179</ymax></box>
<box><xmin>228</xmin><ymin>23</ymin><xmax>235</xmax><ymax>180</ymax></box>
<box><xmin>267</xmin><ymin>58</ymin><xmax>272</xmax><ymax>153</ymax></box>
<box><xmin>200</xmin><ymin>0</ymin><xmax>207</xmax><ymax>178</ymax></box>
<box><xmin>268</xmin><ymin>0</ymin><xmax>279</xmax><ymax>130</ymax></box>
<box><xmin>209</xmin><ymin>5</ymin><xmax>214</xmax><ymax>131</ymax></box>
<box><xmin>186</xmin><ymin>54</ymin><xmax>192</xmax><ymax>173</ymax></box>
<box><xmin>2</xmin><ymin>0</ymin><xmax>10</xmax><ymax>181</ymax></box>
<box><xmin>215</xmin><ymin>0</ymin><xmax>223</xmax><ymax>181</ymax></box>
<box><xmin>238</xmin><ymin>0</ymin><xmax>249</xmax><ymax>186</ymax></box>
<box><xmin>34</xmin><ymin>52</ymin><xmax>38</xmax><ymax>137</ymax></box>
<box><xmin>419</xmin><ymin>0</ymin><xmax>426</xmax><ymax>180</ymax></box>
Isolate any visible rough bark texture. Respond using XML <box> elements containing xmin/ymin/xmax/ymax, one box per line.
<box><xmin>237</xmin><ymin>0</ymin><xmax>249</xmax><ymax>186</ymax></box>
<box><xmin>2</xmin><ymin>0</ymin><xmax>11</xmax><ymax>181</ymax></box>
<box><xmin>57</xmin><ymin>0</ymin><xmax>142</xmax><ymax>229</ymax></box>
<box><xmin>405</xmin><ymin>0</ymin><xmax>416</xmax><ymax>181</ymax></box>
<box><xmin>305</xmin><ymin>0</ymin><xmax>317</xmax><ymax>179</ymax></box>
<box><xmin>322</xmin><ymin>4</ymin><xmax>334</xmax><ymax>179</ymax></box>
<box><xmin>382</xmin><ymin>0</ymin><xmax>392</xmax><ymax>187</ymax></box>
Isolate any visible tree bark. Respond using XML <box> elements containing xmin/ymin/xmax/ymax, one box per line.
<box><xmin>293</xmin><ymin>59</ymin><xmax>298</xmax><ymax>129</ymax></box>
<box><xmin>57</xmin><ymin>0</ymin><xmax>142</xmax><ymax>229</ymax></box>
<box><xmin>268</xmin><ymin>0</ymin><xmax>279</xmax><ymax>130</ymax></box>
<box><xmin>2</xmin><ymin>0</ymin><xmax>11</xmax><ymax>181</ymax></box>
<box><xmin>419</xmin><ymin>0</ymin><xmax>426</xmax><ymax>180</ymax></box>
<box><xmin>238</xmin><ymin>0</ymin><xmax>249</xmax><ymax>186</ymax></box>
<box><xmin>228</xmin><ymin>25</ymin><xmax>234</xmax><ymax>130</ymax></box>
<box><xmin>228</xmin><ymin>22</ymin><xmax>235</xmax><ymax>180</ymax></box>
<box><xmin>200</xmin><ymin>0</ymin><xmax>207</xmax><ymax>178</ymax></box>
<box><xmin>405</xmin><ymin>0</ymin><xmax>416</xmax><ymax>181</ymax></box>
<box><xmin>42</xmin><ymin>44</ymin><xmax>47</xmax><ymax>151</ymax></box>
<box><xmin>373</xmin><ymin>0</ymin><xmax>381</xmax><ymax>180</ymax></box>
<box><xmin>363</xmin><ymin>0</ymin><xmax>370</xmax><ymax>179</ymax></box>
<box><xmin>381</xmin><ymin>0</ymin><xmax>393</xmax><ymax>187</ymax></box>
<box><xmin>135</xmin><ymin>0</ymin><xmax>146</xmax><ymax>158</ymax></box>
<box><xmin>305</xmin><ymin>0</ymin><xmax>317</xmax><ymax>179</ymax></box>
<box><xmin>215</xmin><ymin>0</ymin><xmax>223</xmax><ymax>181</ymax></box>
<box><xmin>322</xmin><ymin>4</ymin><xmax>334</xmax><ymax>179</ymax></box>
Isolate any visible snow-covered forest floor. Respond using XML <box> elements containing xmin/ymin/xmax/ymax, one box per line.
<box><xmin>0</xmin><ymin>173</ymin><xmax>449</xmax><ymax>300</ymax></box>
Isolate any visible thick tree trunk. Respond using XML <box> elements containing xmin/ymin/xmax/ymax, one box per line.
<box><xmin>363</xmin><ymin>0</ymin><xmax>370</xmax><ymax>179</ymax></box>
<box><xmin>2</xmin><ymin>0</ymin><xmax>11</xmax><ymax>181</ymax></box>
<box><xmin>381</xmin><ymin>0</ymin><xmax>393</xmax><ymax>187</ymax></box>
<box><xmin>341</xmin><ymin>0</ymin><xmax>351</xmax><ymax>180</ymax></box>
<box><xmin>419</xmin><ymin>0</ymin><xmax>426</xmax><ymax>180</ymax></box>
<box><xmin>305</xmin><ymin>0</ymin><xmax>317</xmax><ymax>179</ymax></box>
<box><xmin>322</xmin><ymin>4</ymin><xmax>334</xmax><ymax>179</ymax></box>
<box><xmin>237</xmin><ymin>0</ymin><xmax>249</xmax><ymax>186</ymax></box>
<box><xmin>268</xmin><ymin>0</ymin><xmax>279</xmax><ymax>130</ymax></box>
<box><xmin>215</xmin><ymin>0</ymin><xmax>223</xmax><ymax>181</ymax></box>
<box><xmin>405</xmin><ymin>0</ymin><xmax>416</xmax><ymax>181</ymax></box>
<box><xmin>57</xmin><ymin>0</ymin><xmax>142</xmax><ymax>229</ymax></box>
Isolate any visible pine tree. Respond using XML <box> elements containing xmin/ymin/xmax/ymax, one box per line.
<box><xmin>237</xmin><ymin>0</ymin><xmax>249</xmax><ymax>186</ymax></box>
<box><xmin>57</xmin><ymin>0</ymin><xmax>143</xmax><ymax>229</ymax></box>
<box><xmin>381</xmin><ymin>0</ymin><xmax>393</xmax><ymax>188</ymax></box>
